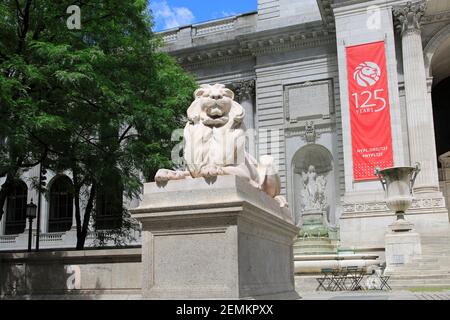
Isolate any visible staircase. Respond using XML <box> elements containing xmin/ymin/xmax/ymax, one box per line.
<box><xmin>388</xmin><ymin>231</ymin><xmax>450</xmax><ymax>289</ymax></box>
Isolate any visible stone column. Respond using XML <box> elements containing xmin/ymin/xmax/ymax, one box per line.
<box><xmin>233</xmin><ymin>79</ymin><xmax>256</xmax><ymax>158</ymax></box>
<box><xmin>393</xmin><ymin>1</ymin><xmax>440</xmax><ymax>193</ymax></box>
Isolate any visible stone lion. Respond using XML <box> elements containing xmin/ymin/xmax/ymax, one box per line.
<box><xmin>155</xmin><ymin>83</ymin><xmax>288</xmax><ymax>208</ymax></box>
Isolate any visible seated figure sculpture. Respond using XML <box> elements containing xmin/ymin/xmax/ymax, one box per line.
<box><xmin>155</xmin><ymin>83</ymin><xmax>288</xmax><ymax>208</ymax></box>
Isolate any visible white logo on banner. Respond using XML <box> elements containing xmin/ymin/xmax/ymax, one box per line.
<box><xmin>353</xmin><ymin>61</ymin><xmax>381</xmax><ymax>87</ymax></box>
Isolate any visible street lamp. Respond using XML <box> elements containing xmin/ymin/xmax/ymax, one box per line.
<box><xmin>26</xmin><ymin>199</ymin><xmax>37</xmax><ymax>252</ymax></box>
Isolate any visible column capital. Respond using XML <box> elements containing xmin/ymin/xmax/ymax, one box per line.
<box><xmin>231</xmin><ymin>79</ymin><xmax>255</xmax><ymax>101</ymax></box>
<box><xmin>393</xmin><ymin>1</ymin><xmax>427</xmax><ymax>36</ymax></box>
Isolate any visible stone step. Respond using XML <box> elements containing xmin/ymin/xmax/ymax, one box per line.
<box><xmin>390</xmin><ymin>280</ymin><xmax>450</xmax><ymax>287</ymax></box>
<box><xmin>391</xmin><ymin>273</ymin><xmax>450</xmax><ymax>279</ymax></box>
<box><xmin>407</xmin><ymin>257</ymin><xmax>450</xmax><ymax>263</ymax></box>
<box><xmin>390</xmin><ymin>271</ymin><xmax>450</xmax><ymax>277</ymax></box>
<box><xmin>390</xmin><ymin>282</ymin><xmax>450</xmax><ymax>290</ymax></box>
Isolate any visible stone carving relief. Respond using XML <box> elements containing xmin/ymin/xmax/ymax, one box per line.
<box><xmin>302</xmin><ymin>121</ymin><xmax>320</xmax><ymax>144</ymax></box>
<box><xmin>393</xmin><ymin>1</ymin><xmax>427</xmax><ymax>35</ymax></box>
<box><xmin>343</xmin><ymin>197</ymin><xmax>445</xmax><ymax>214</ymax></box>
<box><xmin>154</xmin><ymin>83</ymin><xmax>288</xmax><ymax>208</ymax></box>
<box><xmin>300</xmin><ymin>165</ymin><xmax>328</xmax><ymax>212</ymax></box>
<box><xmin>232</xmin><ymin>79</ymin><xmax>255</xmax><ymax>102</ymax></box>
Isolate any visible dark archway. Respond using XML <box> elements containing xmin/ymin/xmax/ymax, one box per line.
<box><xmin>95</xmin><ymin>174</ymin><xmax>123</xmax><ymax>230</ymax></box>
<box><xmin>432</xmin><ymin>76</ymin><xmax>450</xmax><ymax>166</ymax></box>
<box><xmin>5</xmin><ymin>180</ymin><xmax>28</xmax><ymax>235</ymax></box>
<box><xmin>48</xmin><ymin>175</ymin><xmax>74</xmax><ymax>233</ymax></box>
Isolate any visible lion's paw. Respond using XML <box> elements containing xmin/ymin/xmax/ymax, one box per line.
<box><xmin>155</xmin><ymin>169</ymin><xmax>171</xmax><ymax>182</ymax></box>
<box><xmin>200</xmin><ymin>165</ymin><xmax>224</xmax><ymax>178</ymax></box>
<box><xmin>274</xmin><ymin>195</ymin><xmax>288</xmax><ymax>208</ymax></box>
<box><xmin>155</xmin><ymin>169</ymin><xmax>187</xmax><ymax>182</ymax></box>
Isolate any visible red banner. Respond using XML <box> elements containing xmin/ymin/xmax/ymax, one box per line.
<box><xmin>346</xmin><ymin>41</ymin><xmax>394</xmax><ymax>180</ymax></box>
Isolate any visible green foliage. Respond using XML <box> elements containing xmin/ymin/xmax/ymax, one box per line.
<box><xmin>0</xmin><ymin>0</ymin><xmax>197</xmax><ymax>248</ymax></box>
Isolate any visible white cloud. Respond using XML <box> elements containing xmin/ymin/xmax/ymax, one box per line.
<box><xmin>151</xmin><ymin>1</ymin><xmax>195</xmax><ymax>30</ymax></box>
<box><xmin>210</xmin><ymin>11</ymin><xmax>237</xmax><ymax>20</ymax></box>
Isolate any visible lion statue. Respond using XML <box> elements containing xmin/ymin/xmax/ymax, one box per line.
<box><xmin>155</xmin><ymin>83</ymin><xmax>288</xmax><ymax>208</ymax></box>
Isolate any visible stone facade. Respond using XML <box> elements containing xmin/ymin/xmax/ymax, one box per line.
<box><xmin>157</xmin><ymin>0</ymin><xmax>450</xmax><ymax>253</ymax></box>
<box><xmin>1</xmin><ymin>0</ymin><xmax>450</xmax><ymax>255</ymax></box>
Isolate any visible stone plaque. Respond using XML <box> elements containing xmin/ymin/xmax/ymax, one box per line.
<box><xmin>284</xmin><ymin>80</ymin><xmax>333</xmax><ymax>122</ymax></box>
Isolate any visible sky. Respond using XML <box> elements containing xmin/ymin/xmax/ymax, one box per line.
<box><xmin>149</xmin><ymin>0</ymin><xmax>258</xmax><ymax>32</ymax></box>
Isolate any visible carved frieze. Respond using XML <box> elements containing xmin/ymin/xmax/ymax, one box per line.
<box><xmin>343</xmin><ymin>197</ymin><xmax>445</xmax><ymax>214</ymax></box>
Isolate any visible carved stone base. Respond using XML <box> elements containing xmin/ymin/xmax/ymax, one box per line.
<box><xmin>384</xmin><ymin>230</ymin><xmax>422</xmax><ymax>275</ymax></box>
<box><xmin>299</xmin><ymin>210</ymin><xmax>329</xmax><ymax>238</ymax></box>
<box><xmin>130</xmin><ymin>176</ymin><xmax>299</xmax><ymax>299</ymax></box>
<box><xmin>389</xmin><ymin>218</ymin><xmax>415</xmax><ymax>232</ymax></box>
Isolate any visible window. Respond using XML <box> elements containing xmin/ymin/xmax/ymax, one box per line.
<box><xmin>95</xmin><ymin>176</ymin><xmax>123</xmax><ymax>230</ymax></box>
<box><xmin>48</xmin><ymin>176</ymin><xmax>74</xmax><ymax>233</ymax></box>
<box><xmin>5</xmin><ymin>180</ymin><xmax>28</xmax><ymax>235</ymax></box>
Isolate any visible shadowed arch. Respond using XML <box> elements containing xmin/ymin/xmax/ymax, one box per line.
<box><xmin>48</xmin><ymin>175</ymin><xmax>74</xmax><ymax>233</ymax></box>
<box><xmin>291</xmin><ymin>144</ymin><xmax>333</xmax><ymax>175</ymax></box>
<box><xmin>5</xmin><ymin>180</ymin><xmax>28</xmax><ymax>235</ymax></box>
<box><xmin>424</xmin><ymin>23</ymin><xmax>450</xmax><ymax>82</ymax></box>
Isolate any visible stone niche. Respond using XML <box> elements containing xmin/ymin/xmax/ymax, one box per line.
<box><xmin>291</xmin><ymin>144</ymin><xmax>335</xmax><ymax>228</ymax></box>
<box><xmin>284</xmin><ymin>79</ymin><xmax>334</xmax><ymax>123</ymax></box>
<box><xmin>130</xmin><ymin>176</ymin><xmax>299</xmax><ymax>299</ymax></box>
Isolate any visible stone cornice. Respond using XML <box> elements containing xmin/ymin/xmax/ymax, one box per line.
<box><xmin>422</xmin><ymin>10</ymin><xmax>450</xmax><ymax>25</ymax></box>
<box><xmin>317</xmin><ymin>0</ymin><xmax>335</xmax><ymax>30</ymax></box>
<box><xmin>240</xmin><ymin>30</ymin><xmax>336</xmax><ymax>56</ymax></box>
<box><xmin>174</xmin><ymin>44</ymin><xmax>253</xmax><ymax>70</ymax></box>
<box><xmin>168</xmin><ymin>22</ymin><xmax>335</xmax><ymax>69</ymax></box>
<box><xmin>393</xmin><ymin>0</ymin><xmax>427</xmax><ymax>36</ymax></box>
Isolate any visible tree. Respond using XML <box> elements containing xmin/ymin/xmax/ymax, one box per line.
<box><xmin>0</xmin><ymin>0</ymin><xmax>197</xmax><ymax>249</ymax></box>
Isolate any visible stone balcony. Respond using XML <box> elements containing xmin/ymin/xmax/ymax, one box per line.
<box><xmin>158</xmin><ymin>11</ymin><xmax>257</xmax><ymax>52</ymax></box>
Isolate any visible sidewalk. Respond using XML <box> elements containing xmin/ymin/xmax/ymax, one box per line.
<box><xmin>298</xmin><ymin>290</ymin><xmax>450</xmax><ymax>300</ymax></box>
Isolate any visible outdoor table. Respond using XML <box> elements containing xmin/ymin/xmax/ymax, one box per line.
<box><xmin>316</xmin><ymin>267</ymin><xmax>369</xmax><ymax>292</ymax></box>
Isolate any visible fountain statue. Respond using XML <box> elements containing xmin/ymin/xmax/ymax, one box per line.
<box><xmin>298</xmin><ymin>165</ymin><xmax>330</xmax><ymax>238</ymax></box>
<box><xmin>301</xmin><ymin>165</ymin><xmax>328</xmax><ymax>212</ymax></box>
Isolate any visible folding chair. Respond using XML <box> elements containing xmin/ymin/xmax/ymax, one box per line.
<box><xmin>316</xmin><ymin>268</ymin><xmax>334</xmax><ymax>291</ymax></box>
<box><xmin>332</xmin><ymin>268</ymin><xmax>347</xmax><ymax>291</ymax></box>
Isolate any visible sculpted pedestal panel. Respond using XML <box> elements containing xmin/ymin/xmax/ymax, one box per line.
<box><xmin>130</xmin><ymin>176</ymin><xmax>299</xmax><ymax>299</ymax></box>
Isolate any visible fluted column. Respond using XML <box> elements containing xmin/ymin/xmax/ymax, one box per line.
<box><xmin>393</xmin><ymin>1</ymin><xmax>439</xmax><ymax>193</ymax></box>
<box><xmin>233</xmin><ymin>79</ymin><xmax>256</xmax><ymax>157</ymax></box>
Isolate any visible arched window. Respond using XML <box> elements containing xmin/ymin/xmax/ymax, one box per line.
<box><xmin>48</xmin><ymin>176</ymin><xmax>74</xmax><ymax>233</ymax></box>
<box><xmin>95</xmin><ymin>175</ymin><xmax>123</xmax><ymax>230</ymax></box>
<box><xmin>5</xmin><ymin>180</ymin><xmax>28</xmax><ymax>235</ymax></box>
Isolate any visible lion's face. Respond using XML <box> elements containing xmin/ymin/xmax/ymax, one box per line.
<box><xmin>354</xmin><ymin>61</ymin><xmax>381</xmax><ymax>87</ymax></box>
<box><xmin>189</xmin><ymin>84</ymin><xmax>237</xmax><ymax>128</ymax></box>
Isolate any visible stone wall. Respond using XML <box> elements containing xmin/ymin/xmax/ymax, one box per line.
<box><xmin>0</xmin><ymin>248</ymin><xmax>141</xmax><ymax>298</ymax></box>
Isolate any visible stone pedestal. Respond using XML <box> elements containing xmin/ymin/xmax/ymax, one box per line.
<box><xmin>385</xmin><ymin>230</ymin><xmax>422</xmax><ymax>274</ymax></box>
<box><xmin>130</xmin><ymin>176</ymin><xmax>299</xmax><ymax>299</ymax></box>
<box><xmin>299</xmin><ymin>210</ymin><xmax>329</xmax><ymax>238</ymax></box>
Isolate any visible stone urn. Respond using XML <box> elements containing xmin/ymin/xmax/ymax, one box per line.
<box><xmin>375</xmin><ymin>163</ymin><xmax>420</xmax><ymax>232</ymax></box>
